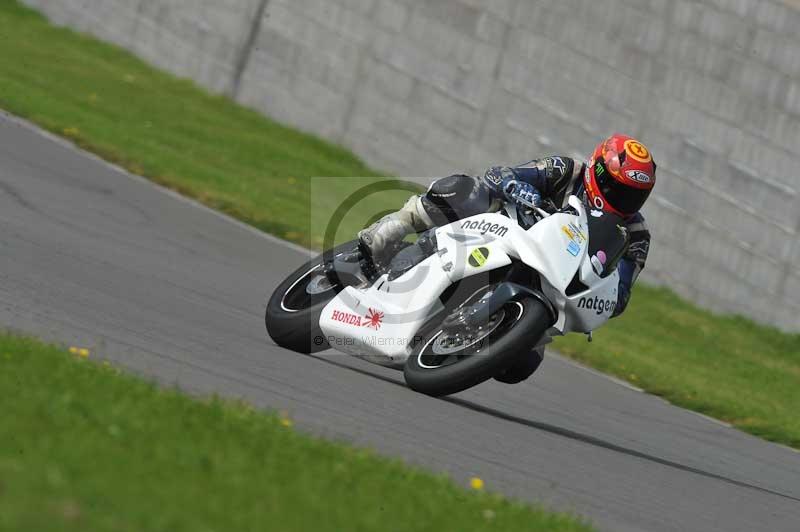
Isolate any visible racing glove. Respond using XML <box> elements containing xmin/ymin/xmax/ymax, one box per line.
<box><xmin>504</xmin><ymin>180</ymin><xmax>541</xmax><ymax>208</ymax></box>
<box><xmin>483</xmin><ymin>166</ymin><xmax>541</xmax><ymax>207</ymax></box>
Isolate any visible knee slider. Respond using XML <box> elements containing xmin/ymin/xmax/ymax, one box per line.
<box><xmin>422</xmin><ymin>175</ymin><xmax>490</xmax><ymax>225</ymax></box>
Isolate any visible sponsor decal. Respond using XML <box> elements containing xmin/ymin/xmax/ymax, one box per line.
<box><xmin>468</xmin><ymin>247</ymin><xmax>490</xmax><ymax>268</ymax></box>
<box><xmin>568</xmin><ymin>222</ymin><xmax>587</xmax><ymax>242</ymax></box>
<box><xmin>625</xmin><ymin>169</ymin><xmax>651</xmax><ymax>183</ymax></box>
<box><xmin>567</xmin><ymin>240</ymin><xmax>581</xmax><ymax>256</ymax></box>
<box><xmin>577</xmin><ymin>296</ymin><xmax>617</xmax><ymax>316</ymax></box>
<box><xmin>331</xmin><ymin>308</ymin><xmax>384</xmax><ymax>330</ymax></box>
<box><xmin>628</xmin><ymin>240</ymin><xmax>650</xmax><ymax>257</ymax></box>
<box><xmin>540</xmin><ymin>157</ymin><xmax>566</xmax><ymax>178</ymax></box>
<box><xmin>563</xmin><ymin>222</ymin><xmax>587</xmax><ymax>258</ymax></box>
<box><xmin>460</xmin><ymin>219</ymin><xmax>509</xmax><ymax>237</ymax></box>
<box><xmin>484</xmin><ymin>167</ymin><xmax>504</xmax><ymax>186</ymax></box>
<box><xmin>590</xmin><ymin>209</ymin><xmax>604</xmax><ymax>218</ymax></box>
<box><xmin>331</xmin><ymin>309</ymin><xmax>362</xmax><ymax>326</ymax></box>
<box><xmin>594</xmin><ymin>161</ymin><xmax>605</xmax><ymax>176</ymax></box>
<box><xmin>362</xmin><ymin>308</ymin><xmax>384</xmax><ymax>330</ymax></box>
<box><xmin>550</xmin><ymin>157</ymin><xmax>566</xmax><ymax>174</ymax></box>
<box><xmin>591</xmin><ymin>250</ymin><xmax>608</xmax><ymax>275</ymax></box>
<box><xmin>590</xmin><ymin>255</ymin><xmax>603</xmax><ymax>275</ymax></box>
<box><xmin>623</xmin><ymin>139</ymin><xmax>652</xmax><ymax>163</ymax></box>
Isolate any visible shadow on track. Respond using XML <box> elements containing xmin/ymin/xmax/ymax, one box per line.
<box><xmin>309</xmin><ymin>351</ymin><xmax>800</xmax><ymax>503</ymax></box>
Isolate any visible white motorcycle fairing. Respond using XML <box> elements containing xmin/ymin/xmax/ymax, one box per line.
<box><xmin>318</xmin><ymin>196</ymin><xmax>620</xmax><ymax>368</ymax></box>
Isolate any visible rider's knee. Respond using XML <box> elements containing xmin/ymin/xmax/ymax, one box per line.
<box><xmin>421</xmin><ymin>174</ymin><xmax>492</xmax><ymax>226</ymax></box>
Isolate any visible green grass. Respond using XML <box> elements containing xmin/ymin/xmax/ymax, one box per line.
<box><xmin>0</xmin><ymin>333</ymin><xmax>591</xmax><ymax>532</ymax></box>
<box><xmin>0</xmin><ymin>1</ymin><xmax>416</xmax><ymax>249</ymax></box>
<box><xmin>0</xmin><ymin>0</ymin><xmax>798</xmax><ymax>450</ymax></box>
<box><xmin>554</xmin><ymin>285</ymin><xmax>800</xmax><ymax>448</ymax></box>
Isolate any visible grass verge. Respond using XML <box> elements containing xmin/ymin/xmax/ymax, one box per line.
<box><xmin>0</xmin><ymin>333</ymin><xmax>591</xmax><ymax>531</ymax></box>
<box><xmin>553</xmin><ymin>285</ymin><xmax>800</xmax><ymax>448</ymax></box>
<box><xmin>0</xmin><ymin>1</ymin><xmax>414</xmax><ymax>249</ymax></box>
<box><xmin>0</xmin><ymin>1</ymin><xmax>798</xmax><ymax>448</ymax></box>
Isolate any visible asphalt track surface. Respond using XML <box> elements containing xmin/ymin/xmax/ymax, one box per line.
<box><xmin>1</xmin><ymin>113</ymin><xmax>799</xmax><ymax>531</ymax></box>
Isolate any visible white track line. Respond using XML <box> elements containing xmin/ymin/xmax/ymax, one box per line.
<box><xmin>549</xmin><ymin>353</ymin><xmax>645</xmax><ymax>393</ymax></box>
<box><xmin>549</xmin><ymin>352</ymin><xmax>736</xmax><ymax>429</ymax></box>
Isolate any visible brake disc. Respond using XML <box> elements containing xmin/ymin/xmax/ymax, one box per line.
<box><xmin>305</xmin><ymin>274</ymin><xmax>334</xmax><ymax>295</ymax></box>
<box><xmin>431</xmin><ymin>309</ymin><xmax>506</xmax><ymax>355</ymax></box>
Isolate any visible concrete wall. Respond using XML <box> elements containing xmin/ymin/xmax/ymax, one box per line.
<box><xmin>22</xmin><ymin>0</ymin><xmax>800</xmax><ymax>331</ymax></box>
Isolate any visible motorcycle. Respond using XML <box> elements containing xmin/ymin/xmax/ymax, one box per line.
<box><xmin>266</xmin><ymin>194</ymin><xmax>628</xmax><ymax>396</ymax></box>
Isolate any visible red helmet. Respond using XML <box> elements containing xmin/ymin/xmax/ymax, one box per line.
<box><xmin>584</xmin><ymin>134</ymin><xmax>656</xmax><ymax>217</ymax></box>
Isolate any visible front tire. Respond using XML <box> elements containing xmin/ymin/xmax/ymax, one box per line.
<box><xmin>266</xmin><ymin>240</ymin><xmax>359</xmax><ymax>353</ymax></box>
<box><xmin>404</xmin><ymin>295</ymin><xmax>551</xmax><ymax>396</ymax></box>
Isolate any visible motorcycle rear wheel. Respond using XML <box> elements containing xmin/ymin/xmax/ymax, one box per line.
<box><xmin>265</xmin><ymin>240</ymin><xmax>359</xmax><ymax>353</ymax></box>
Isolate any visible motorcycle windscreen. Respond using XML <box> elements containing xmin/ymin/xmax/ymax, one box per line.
<box><xmin>586</xmin><ymin>211</ymin><xmax>629</xmax><ymax>278</ymax></box>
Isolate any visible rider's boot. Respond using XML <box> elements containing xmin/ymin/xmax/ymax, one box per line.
<box><xmin>358</xmin><ymin>195</ymin><xmax>435</xmax><ymax>269</ymax></box>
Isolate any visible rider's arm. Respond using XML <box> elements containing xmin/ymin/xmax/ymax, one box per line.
<box><xmin>483</xmin><ymin>157</ymin><xmax>582</xmax><ymax>204</ymax></box>
<box><xmin>613</xmin><ymin>214</ymin><xmax>651</xmax><ymax>317</ymax></box>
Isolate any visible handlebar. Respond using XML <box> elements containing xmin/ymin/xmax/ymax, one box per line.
<box><xmin>514</xmin><ymin>196</ymin><xmax>553</xmax><ymax>222</ymax></box>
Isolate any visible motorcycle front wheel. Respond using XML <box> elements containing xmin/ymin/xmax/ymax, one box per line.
<box><xmin>404</xmin><ymin>287</ymin><xmax>551</xmax><ymax>396</ymax></box>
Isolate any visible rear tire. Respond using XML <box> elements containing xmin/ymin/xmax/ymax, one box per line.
<box><xmin>404</xmin><ymin>295</ymin><xmax>551</xmax><ymax>396</ymax></box>
<box><xmin>266</xmin><ymin>240</ymin><xmax>359</xmax><ymax>353</ymax></box>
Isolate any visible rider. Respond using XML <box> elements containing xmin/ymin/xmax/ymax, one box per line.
<box><xmin>358</xmin><ymin>133</ymin><xmax>656</xmax><ymax>383</ymax></box>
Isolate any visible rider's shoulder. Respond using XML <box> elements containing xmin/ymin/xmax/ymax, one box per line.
<box><xmin>515</xmin><ymin>156</ymin><xmax>580</xmax><ymax>180</ymax></box>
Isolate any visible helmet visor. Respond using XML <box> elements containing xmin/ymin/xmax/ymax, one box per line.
<box><xmin>597</xmin><ymin>172</ymin><xmax>651</xmax><ymax>214</ymax></box>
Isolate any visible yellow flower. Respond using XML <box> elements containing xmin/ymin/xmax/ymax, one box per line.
<box><xmin>469</xmin><ymin>477</ymin><xmax>484</xmax><ymax>490</ymax></box>
<box><xmin>68</xmin><ymin>346</ymin><xmax>89</xmax><ymax>358</ymax></box>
